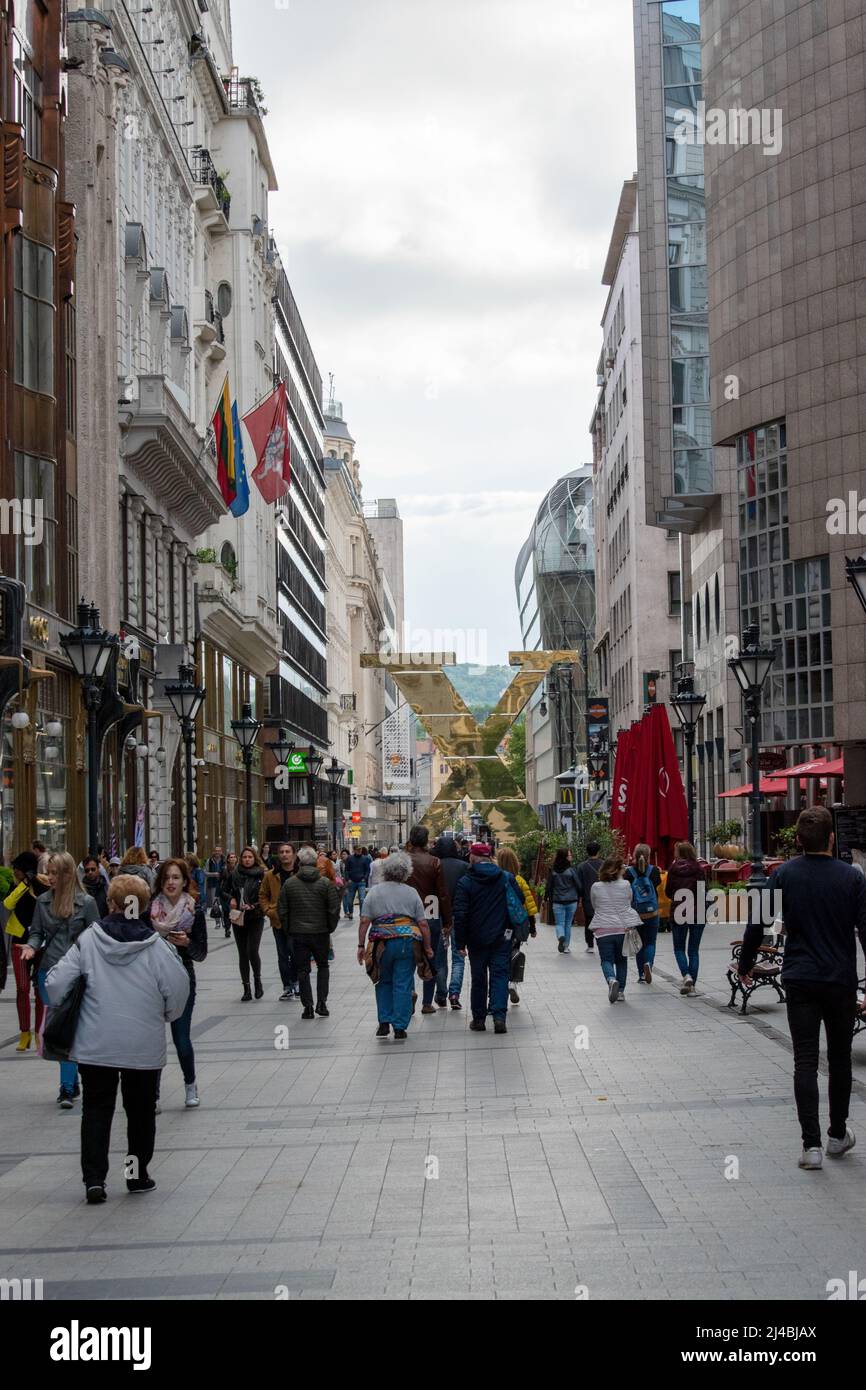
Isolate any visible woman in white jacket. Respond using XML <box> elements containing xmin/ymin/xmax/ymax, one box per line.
<box><xmin>590</xmin><ymin>856</ymin><xmax>643</xmax><ymax>1004</ymax></box>
<box><xmin>45</xmin><ymin>874</ymin><xmax>189</xmax><ymax>1205</ymax></box>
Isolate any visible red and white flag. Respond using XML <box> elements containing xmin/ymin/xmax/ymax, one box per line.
<box><xmin>242</xmin><ymin>382</ymin><xmax>291</xmax><ymax>504</ymax></box>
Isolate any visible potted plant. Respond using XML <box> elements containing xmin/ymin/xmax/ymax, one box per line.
<box><xmin>709</xmin><ymin>818</ymin><xmax>744</xmax><ymax>859</ymax></box>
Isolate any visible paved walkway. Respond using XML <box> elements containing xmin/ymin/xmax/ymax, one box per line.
<box><xmin>1</xmin><ymin>918</ymin><xmax>865</xmax><ymax>1301</ymax></box>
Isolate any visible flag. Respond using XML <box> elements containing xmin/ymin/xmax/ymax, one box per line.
<box><xmin>654</xmin><ymin>704</ymin><xmax>688</xmax><ymax>864</ymax></box>
<box><xmin>242</xmin><ymin>382</ymin><xmax>291</xmax><ymax>504</ymax></box>
<box><xmin>212</xmin><ymin>377</ymin><xmax>235</xmax><ymax>508</ymax></box>
<box><xmin>610</xmin><ymin>726</ymin><xmax>631</xmax><ymax>835</ymax></box>
<box><xmin>228</xmin><ymin>401</ymin><xmax>250</xmax><ymax>518</ymax></box>
<box><xmin>627</xmin><ymin>705</ymin><xmax>688</xmax><ymax>867</ymax></box>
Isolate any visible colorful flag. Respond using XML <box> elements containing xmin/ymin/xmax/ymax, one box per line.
<box><xmin>212</xmin><ymin>376</ymin><xmax>235</xmax><ymax>508</ymax></box>
<box><xmin>242</xmin><ymin>382</ymin><xmax>291</xmax><ymax>505</ymax></box>
<box><xmin>229</xmin><ymin>401</ymin><xmax>250</xmax><ymax>518</ymax></box>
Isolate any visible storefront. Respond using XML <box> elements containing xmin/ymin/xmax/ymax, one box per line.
<box><xmin>198</xmin><ymin>637</ymin><xmax>265</xmax><ymax>855</ymax></box>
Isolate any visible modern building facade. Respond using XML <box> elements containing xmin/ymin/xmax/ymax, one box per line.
<box><xmin>590</xmin><ymin>176</ymin><xmax>681</xmax><ymax>733</ymax></box>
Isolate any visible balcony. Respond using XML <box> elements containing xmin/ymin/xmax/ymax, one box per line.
<box><xmin>223</xmin><ymin>73</ymin><xmax>264</xmax><ymax>116</ymax></box>
<box><xmin>119</xmin><ymin>375</ymin><xmax>225</xmax><ymax>536</ymax></box>
<box><xmin>191</xmin><ymin>148</ymin><xmax>231</xmax><ymax>236</ymax></box>
<box><xmin>193</xmin><ymin>288</ymin><xmax>227</xmax><ymax>363</ymax></box>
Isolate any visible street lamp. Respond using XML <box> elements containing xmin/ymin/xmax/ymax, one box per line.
<box><xmin>325</xmin><ymin>756</ymin><xmax>345</xmax><ymax>851</ymax></box>
<box><xmin>271</xmin><ymin>727</ymin><xmax>294</xmax><ymax>841</ymax></box>
<box><xmin>165</xmin><ymin>662</ymin><xmax>206</xmax><ymax>853</ymax></box>
<box><xmin>844</xmin><ymin>554</ymin><xmax>866</xmax><ymax>616</ymax></box>
<box><xmin>728</xmin><ymin>623</ymin><xmax>777</xmax><ymax>892</ymax></box>
<box><xmin>307</xmin><ymin>746</ymin><xmax>325</xmax><ymax>844</ymax></box>
<box><xmin>60</xmin><ymin>601</ymin><xmax>119</xmax><ymax>854</ymax></box>
<box><xmin>231</xmin><ymin>702</ymin><xmax>262</xmax><ymax>845</ymax></box>
<box><xmin>669</xmin><ymin>665</ymin><xmax>706</xmax><ymax>845</ymax></box>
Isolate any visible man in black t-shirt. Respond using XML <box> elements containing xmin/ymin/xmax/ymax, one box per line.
<box><xmin>739</xmin><ymin>806</ymin><xmax>866</xmax><ymax>1171</ymax></box>
<box><xmin>574</xmin><ymin>842</ymin><xmax>603</xmax><ymax>953</ymax></box>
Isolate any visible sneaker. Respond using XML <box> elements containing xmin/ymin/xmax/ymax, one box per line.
<box><xmin>71</xmin><ymin>1082</ymin><xmax>81</xmax><ymax>1099</ymax></box>
<box><xmin>421</xmin><ymin>1003</ymin><xmax>436</xmax><ymax>1014</ymax></box>
<box><xmin>557</xmin><ymin>938</ymin><xmax>565</xmax><ymax>953</ymax></box>
<box><xmin>643</xmin><ymin>963</ymin><xmax>652</xmax><ymax>984</ymax></box>
<box><xmin>449</xmin><ymin>995</ymin><xmax>462</xmax><ymax>1010</ymax></box>
<box><xmin>680</xmin><ymin>975</ymin><xmax>694</xmax><ymax>995</ymax></box>
<box><xmin>608</xmin><ymin>978</ymin><xmax>620</xmax><ymax>1004</ymax></box>
<box><xmin>315</xmin><ymin>1002</ymin><xmax>329</xmax><ymax>1016</ymax></box>
<box><xmin>435</xmin><ymin>996</ymin><xmax>448</xmax><ymax>1009</ymax></box>
<box><xmin>564</xmin><ymin>946</ymin><xmax>572</xmax><ymax>954</ymax></box>
<box><xmin>509</xmin><ymin>988</ymin><xmax>520</xmax><ymax>1004</ymax></box>
<box><xmin>126</xmin><ymin>1177</ymin><xmax>157</xmax><ymax>1194</ymax></box>
<box><xmin>58</xmin><ymin>1087</ymin><xmax>74</xmax><ymax>1109</ymax></box>
<box><xmin>253</xmin><ymin>981</ymin><xmax>264</xmax><ymax>999</ymax></box>
<box><xmin>493</xmin><ymin>1019</ymin><xmax>507</xmax><ymax>1034</ymax></box>
<box><xmin>585</xmin><ymin>946</ymin><xmax>594</xmax><ymax>953</ymax></box>
<box><xmin>279</xmin><ymin>990</ymin><xmax>293</xmax><ymax>1001</ymax></box>
<box><xmin>469</xmin><ymin>1019</ymin><xmax>486</xmax><ymax>1031</ymax></box>
<box><xmin>86</xmin><ymin>1184</ymin><xmax>107</xmax><ymax>1204</ymax></box>
<box><xmin>184</xmin><ymin>1084</ymin><xmax>199</xmax><ymax>1108</ymax></box>
<box><xmin>392</xmin><ymin>1029</ymin><xmax>407</xmax><ymax>1042</ymax></box>
<box><xmin>376</xmin><ymin>1023</ymin><xmax>390</xmax><ymax>1038</ymax></box>
<box><xmin>826</xmin><ymin>1127</ymin><xmax>856</xmax><ymax>1158</ymax></box>
<box><xmin>798</xmin><ymin>1147</ymin><xmax>823</xmax><ymax>1170</ymax></box>
<box><xmin>301</xmin><ymin>1006</ymin><xmax>315</xmax><ymax>1019</ymax></box>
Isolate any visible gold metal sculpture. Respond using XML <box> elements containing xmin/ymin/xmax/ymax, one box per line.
<box><xmin>360</xmin><ymin>650</ymin><xmax>581</xmax><ymax>842</ymax></box>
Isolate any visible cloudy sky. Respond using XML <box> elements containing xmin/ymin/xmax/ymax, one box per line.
<box><xmin>233</xmin><ymin>0</ymin><xmax>637</xmax><ymax>665</ymax></box>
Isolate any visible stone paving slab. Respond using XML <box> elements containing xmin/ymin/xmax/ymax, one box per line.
<box><xmin>0</xmin><ymin>918</ymin><xmax>865</xmax><ymax>1300</ymax></box>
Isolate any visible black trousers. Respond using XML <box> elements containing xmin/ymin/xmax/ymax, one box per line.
<box><xmin>273</xmin><ymin>926</ymin><xmax>298</xmax><ymax>989</ymax></box>
<box><xmin>584</xmin><ymin>911</ymin><xmax>595</xmax><ymax>948</ymax></box>
<box><xmin>292</xmin><ymin>934</ymin><xmax>330</xmax><ymax>1007</ymax></box>
<box><xmin>233</xmin><ymin>921</ymin><xmax>265</xmax><ymax>988</ymax></box>
<box><xmin>785</xmin><ymin>981</ymin><xmax>857</xmax><ymax>1149</ymax></box>
<box><xmin>78</xmin><ymin>1063</ymin><xmax>160</xmax><ymax>1188</ymax></box>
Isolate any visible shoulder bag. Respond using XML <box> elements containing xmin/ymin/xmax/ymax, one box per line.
<box><xmin>43</xmin><ymin>973</ymin><xmax>87</xmax><ymax>1060</ymax></box>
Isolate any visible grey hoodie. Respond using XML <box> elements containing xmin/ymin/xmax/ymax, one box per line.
<box><xmin>45</xmin><ymin>916</ymin><xmax>190</xmax><ymax>1070</ymax></box>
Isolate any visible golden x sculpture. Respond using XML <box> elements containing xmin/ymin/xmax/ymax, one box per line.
<box><xmin>360</xmin><ymin>650</ymin><xmax>581</xmax><ymax>843</ymax></box>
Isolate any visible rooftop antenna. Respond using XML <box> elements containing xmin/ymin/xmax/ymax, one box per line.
<box><xmin>327</xmin><ymin>372</ymin><xmax>336</xmax><ymax>414</ymax></box>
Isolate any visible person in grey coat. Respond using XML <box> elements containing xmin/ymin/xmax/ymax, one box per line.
<box><xmin>45</xmin><ymin>874</ymin><xmax>189</xmax><ymax>1205</ymax></box>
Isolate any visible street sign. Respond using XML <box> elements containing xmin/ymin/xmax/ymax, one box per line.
<box><xmin>748</xmin><ymin>750</ymin><xmax>787</xmax><ymax>772</ymax></box>
<box><xmin>351</xmin><ymin>810</ymin><xmax>361</xmax><ymax>823</ymax></box>
<box><xmin>287</xmin><ymin>751</ymin><xmax>308</xmax><ymax>774</ymax></box>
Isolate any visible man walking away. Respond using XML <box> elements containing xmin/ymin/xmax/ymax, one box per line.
<box><xmin>739</xmin><ymin>806</ymin><xmax>866</xmax><ymax>1171</ymax></box>
<box><xmin>406</xmin><ymin>826</ymin><xmax>452</xmax><ymax>1014</ymax></box>
<box><xmin>260</xmin><ymin>843</ymin><xmax>300</xmax><ymax>1000</ymax></box>
<box><xmin>452</xmin><ymin>843</ymin><xmax>514</xmax><ymax>1034</ymax></box>
<box><xmin>574</xmin><ymin>841</ymin><xmax>603</xmax><ymax>953</ymax></box>
<box><xmin>278</xmin><ymin>846</ymin><xmax>341</xmax><ymax>1019</ymax></box>
<box><xmin>434</xmin><ymin>836</ymin><xmax>469</xmax><ymax>1009</ymax></box>
<box><xmin>342</xmin><ymin>844</ymin><xmax>372</xmax><ymax>920</ymax></box>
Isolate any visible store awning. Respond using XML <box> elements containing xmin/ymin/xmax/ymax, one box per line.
<box><xmin>779</xmin><ymin>757</ymin><xmax>844</xmax><ymax>778</ymax></box>
<box><xmin>718</xmin><ymin>778</ymin><xmax>789</xmax><ymax>798</ymax></box>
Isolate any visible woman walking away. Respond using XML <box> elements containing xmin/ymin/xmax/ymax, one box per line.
<box><xmin>218</xmin><ymin>852</ymin><xmax>238</xmax><ymax>937</ymax></box>
<box><xmin>229</xmin><ymin>847</ymin><xmax>266</xmax><ymax>1001</ymax></box>
<box><xmin>625</xmin><ymin>844</ymin><xmax>662</xmax><ymax>984</ymax></box>
<box><xmin>356</xmin><ymin>851</ymin><xmax>433</xmax><ymax>1041</ymax></box>
<box><xmin>4</xmin><ymin>851</ymin><xmax>50</xmax><ymax>1051</ymax></box>
<box><xmin>44</xmin><ymin>874</ymin><xmax>189</xmax><ymax>1204</ymax></box>
<box><xmin>21</xmin><ymin>853</ymin><xmax>99</xmax><ymax>1105</ymax></box>
<box><xmin>667</xmin><ymin>841</ymin><xmax>708</xmax><ymax>994</ymax></box>
<box><xmin>150</xmin><ymin>859</ymin><xmax>208</xmax><ymax>1108</ymax></box>
<box><xmin>590</xmin><ymin>857</ymin><xmax>643</xmax><ymax>1003</ymax></box>
<box><xmin>545</xmin><ymin>848</ymin><xmax>581</xmax><ymax>954</ymax></box>
<box><xmin>496</xmin><ymin>847</ymin><xmax>537</xmax><ymax>1004</ymax></box>
<box><xmin>119</xmin><ymin>847</ymin><xmax>155</xmax><ymax>892</ymax></box>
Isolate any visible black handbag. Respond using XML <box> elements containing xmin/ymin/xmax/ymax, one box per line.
<box><xmin>510</xmin><ymin>949</ymin><xmax>526</xmax><ymax>983</ymax></box>
<box><xmin>43</xmin><ymin>974</ymin><xmax>87</xmax><ymax>1060</ymax></box>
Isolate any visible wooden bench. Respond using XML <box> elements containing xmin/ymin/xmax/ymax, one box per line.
<box><xmin>726</xmin><ymin>940</ymin><xmax>786</xmax><ymax>1015</ymax></box>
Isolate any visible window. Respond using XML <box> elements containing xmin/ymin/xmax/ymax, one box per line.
<box><xmin>14</xmin><ymin>454</ymin><xmax>56</xmax><ymax>609</ymax></box>
<box><xmin>668</xmin><ymin>571</ymin><xmax>682</xmax><ymax>617</ymax></box>
<box><xmin>13</xmin><ymin>236</ymin><xmax>55</xmax><ymax>394</ymax></box>
<box><xmin>12</xmin><ymin>31</ymin><xmax>43</xmax><ymax>158</ymax></box>
<box><xmin>65</xmin><ymin>303</ymin><xmax>76</xmax><ymax>436</ymax></box>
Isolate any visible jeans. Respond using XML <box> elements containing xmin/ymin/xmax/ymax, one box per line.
<box><xmin>343</xmin><ymin>881</ymin><xmax>367</xmax><ymax>916</ymax></box>
<box><xmin>596</xmin><ymin>934</ymin><xmax>628</xmax><ymax>992</ymax></box>
<box><xmin>169</xmin><ymin>969</ymin><xmax>196</xmax><ymax>1085</ymax></box>
<box><xmin>553</xmin><ymin>901</ymin><xmax>576</xmax><ymax>948</ymax></box>
<box><xmin>292</xmin><ymin>934</ymin><xmax>330</xmax><ymax>1007</ymax></box>
<box><xmin>448</xmin><ymin>934</ymin><xmax>466</xmax><ymax>997</ymax></box>
<box><xmin>468</xmin><ymin>934</ymin><xmax>512</xmax><ymax>1022</ymax></box>
<box><xmin>636</xmin><ymin>917</ymin><xmax>659</xmax><ymax>976</ymax></box>
<box><xmin>273</xmin><ymin>926</ymin><xmax>298</xmax><ymax>990</ymax></box>
<box><xmin>37</xmin><ymin>968</ymin><xmax>77</xmax><ymax>1090</ymax></box>
<box><xmin>421</xmin><ymin>918</ymin><xmax>447</xmax><ymax>1006</ymax></box>
<box><xmin>233</xmin><ymin>922</ymin><xmax>264</xmax><ymax>988</ymax></box>
<box><xmin>785</xmin><ymin>982</ymin><xmax>856</xmax><ymax>1149</ymax></box>
<box><xmin>78</xmin><ymin>1063</ymin><xmax>159</xmax><ymax>1188</ymax></box>
<box><xmin>375</xmin><ymin>937</ymin><xmax>416</xmax><ymax>1031</ymax></box>
<box><xmin>671</xmin><ymin>924</ymin><xmax>705</xmax><ymax>982</ymax></box>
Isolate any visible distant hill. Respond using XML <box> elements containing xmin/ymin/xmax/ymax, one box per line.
<box><xmin>414</xmin><ymin>664</ymin><xmax>515</xmax><ymax>738</ymax></box>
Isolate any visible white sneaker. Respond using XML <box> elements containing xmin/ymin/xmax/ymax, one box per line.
<box><xmin>608</xmin><ymin>977</ymin><xmax>620</xmax><ymax>1003</ymax></box>
<box><xmin>680</xmin><ymin>975</ymin><xmax>694</xmax><ymax>995</ymax></box>
<box><xmin>798</xmin><ymin>1146</ymin><xmax>823</xmax><ymax>1170</ymax></box>
<box><xmin>826</xmin><ymin>1127</ymin><xmax>856</xmax><ymax>1158</ymax></box>
<box><xmin>564</xmin><ymin>946</ymin><xmax>572</xmax><ymax>954</ymax></box>
<box><xmin>184</xmin><ymin>1083</ymin><xmax>200</xmax><ymax>1108</ymax></box>
<box><xmin>154</xmin><ymin>1100</ymin><xmax>161</xmax><ymax>1115</ymax></box>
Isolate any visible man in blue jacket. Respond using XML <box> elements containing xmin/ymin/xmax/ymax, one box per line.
<box><xmin>452</xmin><ymin>843</ymin><xmax>514</xmax><ymax>1034</ymax></box>
<box><xmin>343</xmin><ymin>844</ymin><xmax>372</xmax><ymax>919</ymax></box>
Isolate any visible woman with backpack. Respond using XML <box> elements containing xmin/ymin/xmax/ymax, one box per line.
<box><xmin>666</xmin><ymin>841</ymin><xmax>708</xmax><ymax>994</ymax></box>
<box><xmin>624</xmin><ymin>844</ymin><xmax>662</xmax><ymax>984</ymax></box>
<box><xmin>496</xmin><ymin>847</ymin><xmax>538</xmax><ymax>1004</ymax></box>
<box><xmin>544</xmin><ymin>848</ymin><xmax>581</xmax><ymax>954</ymax></box>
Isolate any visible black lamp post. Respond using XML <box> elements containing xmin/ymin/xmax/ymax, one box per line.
<box><xmin>307</xmin><ymin>747</ymin><xmax>324</xmax><ymax>844</ymax></box>
<box><xmin>271</xmin><ymin>727</ymin><xmax>294</xmax><ymax>841</ymax></box>
<box><xmin>728</xmin><ymin>624</ymin><xmax>777</xmax><ymax>893</ymax></box>
<box><xmin>670</xmin><ymin>665</ymin><xmax>706</xmax><ymax>846</ymax></box>
<box><xmin>844</xmin><ymin>554</ymin><xmax>866</xmax><ymax>615</ymax></box>
<box><xmin>165</xmin><ymin>662</ymin><xmax>205</xmax><ymax>854</ymax></box>
<box><xmin>60</xmin><ymin>602</ymin><xmax>118</xmax><ymax>855</ymax></box>
<box><xmin>231</xmin><ymin>702</ymin><xmax>262</xmax><ymax>845</ymax></box>
<box><xmin>325</xmin><ymin>756</ymin><xmax>345</xmax><ymax>851</ymax></box>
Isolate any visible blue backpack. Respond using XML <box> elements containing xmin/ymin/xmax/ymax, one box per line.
<box><xmin>504</xmin><ymin>876</ymin><xmax>529</xmax><ymax>932</ymax></box>
<box><xmin>630</xmin><ymin>870</ymin><xmax>658</xmax><ymax>917</ymax></box>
